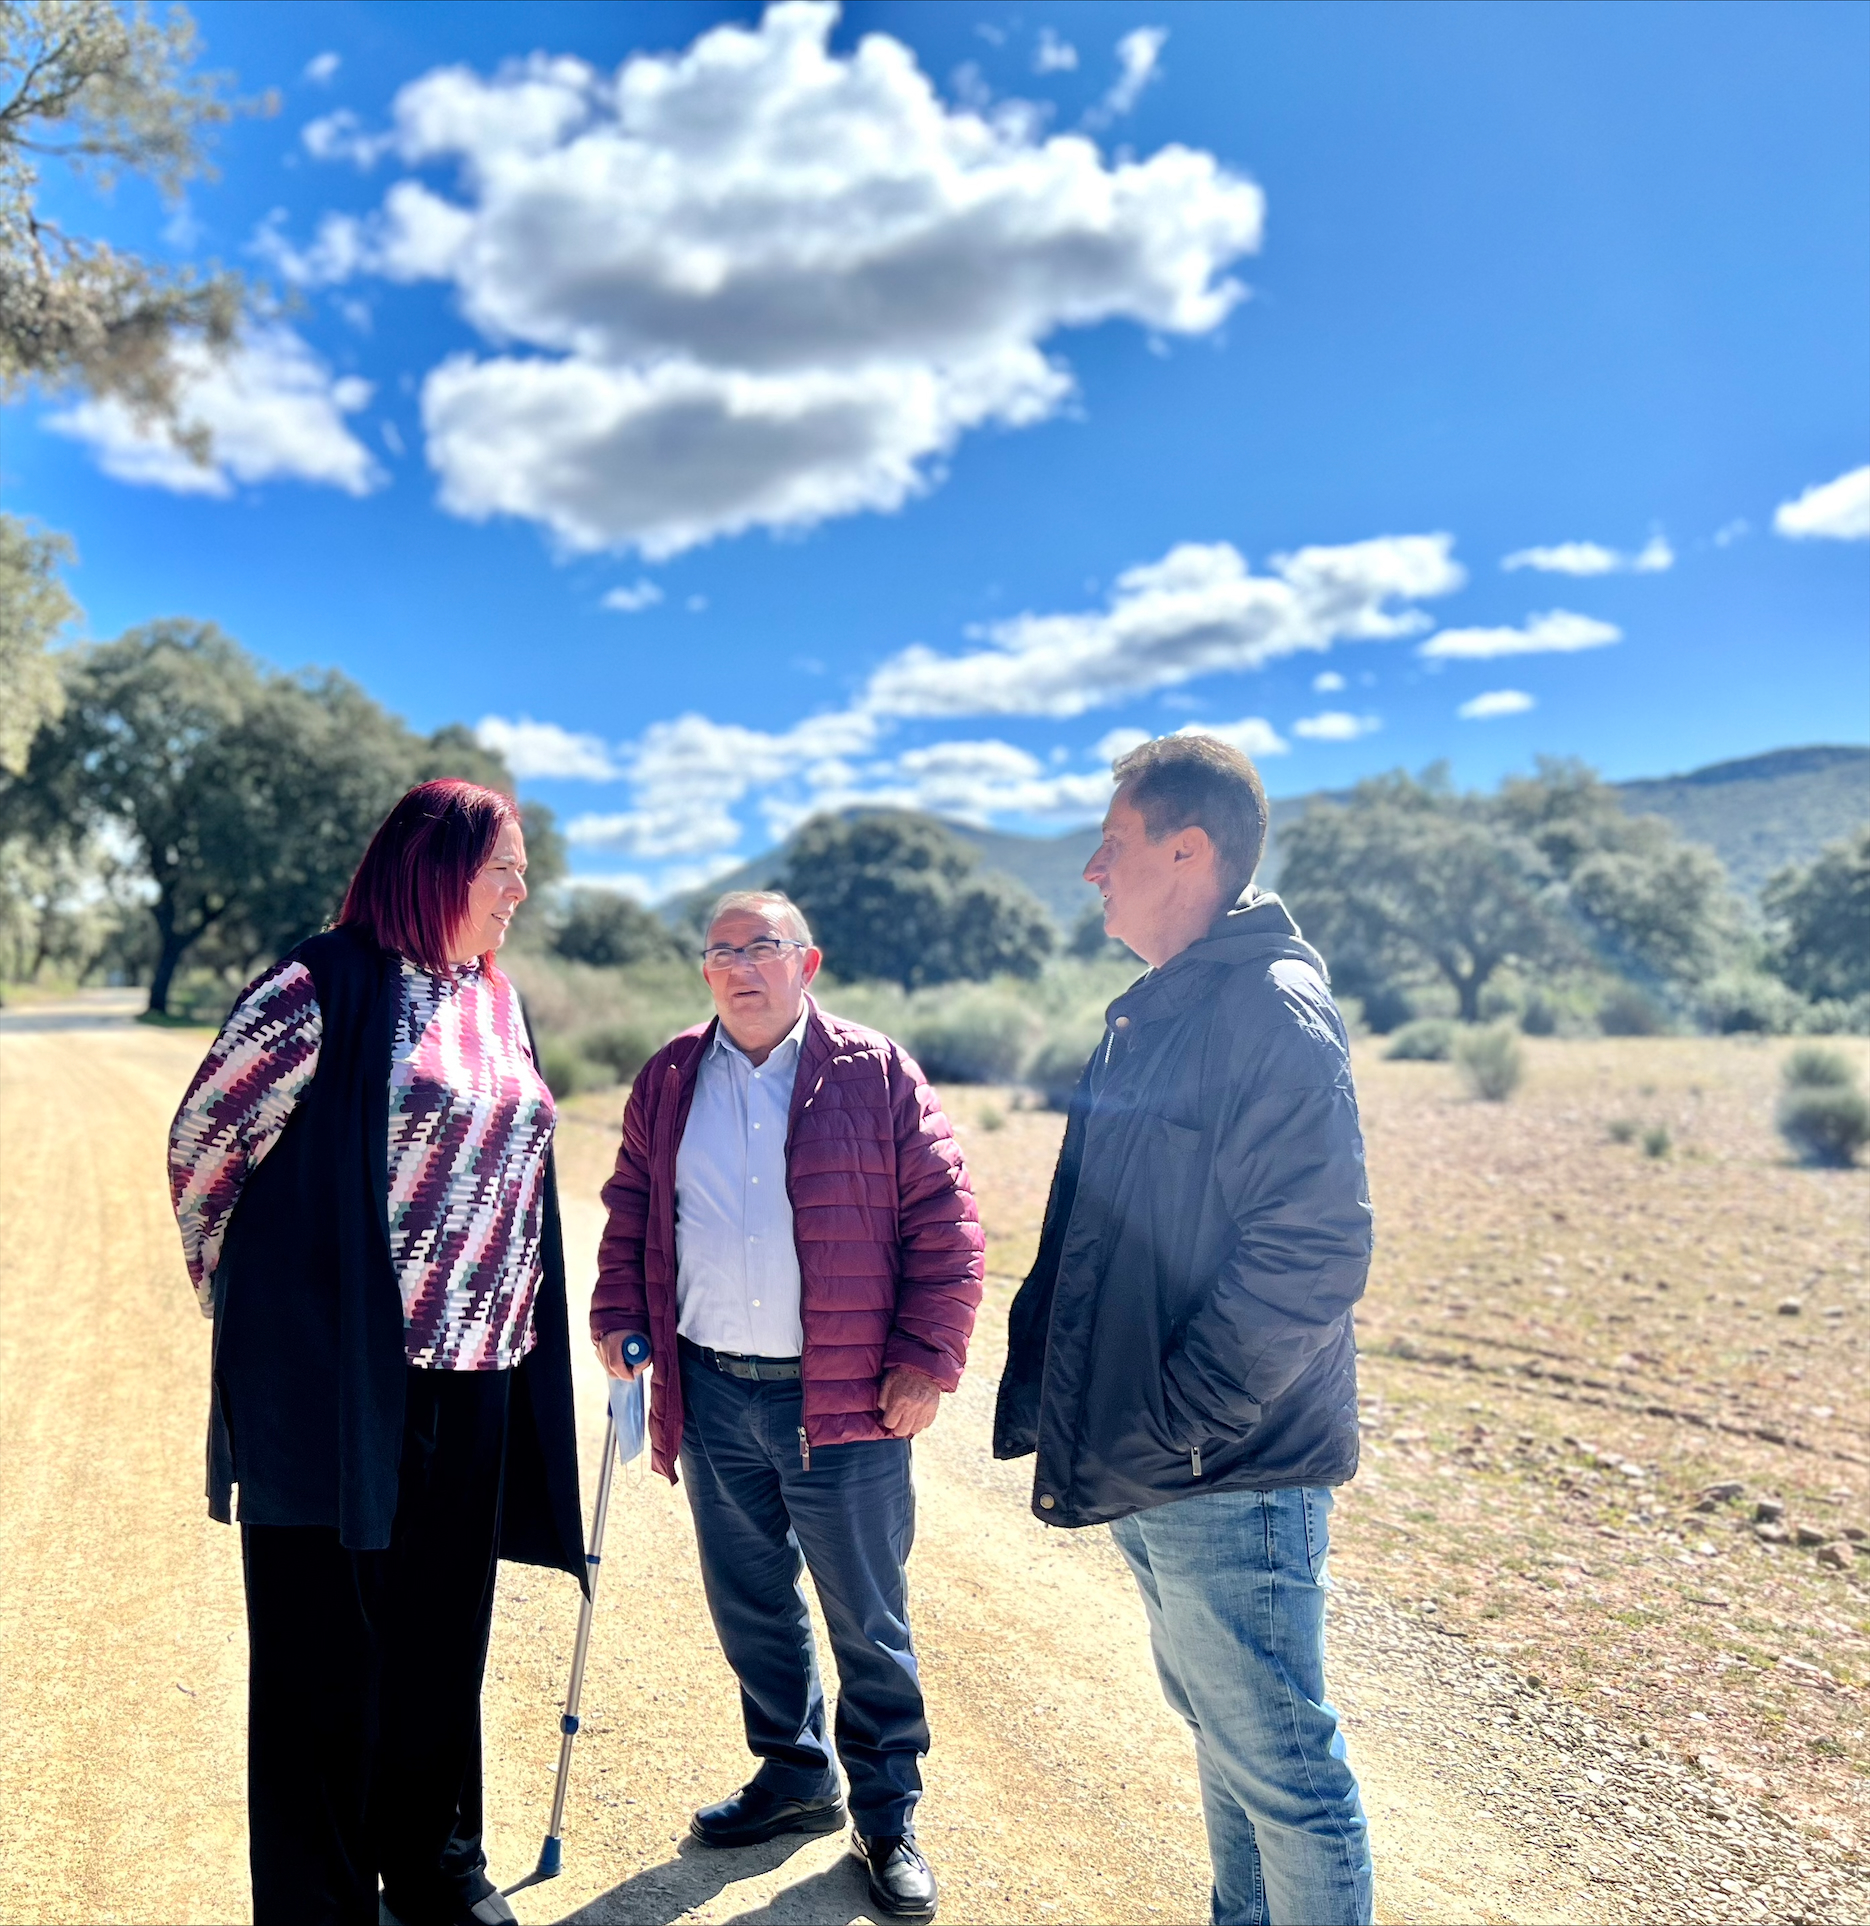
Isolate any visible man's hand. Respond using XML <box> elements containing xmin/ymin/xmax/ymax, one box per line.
<box><xmin>878</xmin><ymin>1366</ymin><xmax>943</xmax><ymax>1439</ymax></box>
<box><xmin>595</xmin><ymin>1330</ymin><xmax>651</xmax><ymax>1381</ymax></box>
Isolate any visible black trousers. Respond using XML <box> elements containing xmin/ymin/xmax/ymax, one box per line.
<box><xmin>241</xmin><ymin>1366</ymin><xmax>510</xmax><ymax>1926</ymax></box>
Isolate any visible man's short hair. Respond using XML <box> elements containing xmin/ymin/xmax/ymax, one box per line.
<box><xmin>705</xmin><ymin>889</ymin><xmax>813</xmax><ymax>946</ymax></box>
<box><xmin>1110</xmin><ymin>734</ymin><xmax>1269</xmax><ymax>899</ymax></box>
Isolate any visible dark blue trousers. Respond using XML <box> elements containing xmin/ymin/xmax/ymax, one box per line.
<box><xmin>678</xmin><ymin>1351</ymin><xmax>927</xmax><ymax>1834</ymax></box>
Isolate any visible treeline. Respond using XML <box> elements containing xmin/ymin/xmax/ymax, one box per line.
<box><xmin>1279</xmin><ymin>763</ymin><xmax>1869</xmax><ymax>1038</ymax></box>
<box><xmin>3</xmin><ymin>511</ymin><xmax>1863</xmax><ymax>1050</ymax></box>
<box><xmin>0</xmin><ymin>521</ymin><xmax>560</xmax><ymax>1012</ymax></box>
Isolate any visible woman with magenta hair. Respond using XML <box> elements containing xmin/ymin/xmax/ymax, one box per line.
<box><xmin>167</xmin><ymin>780</ymin><xmax>585</xmax><ymax>1926</ymax></box>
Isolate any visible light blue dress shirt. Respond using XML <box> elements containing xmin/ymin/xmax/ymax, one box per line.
<box><xmin>673</xmin><ymin>1006</ymin><xmax>809</xmax><ymax>1357</ymax></box>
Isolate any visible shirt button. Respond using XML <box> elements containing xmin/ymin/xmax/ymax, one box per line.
<box><xmin>753</xmin><ymin>1122</ymin><xmax>761</xmax><ymax>1129</ymax></box>
<box><xmin>752</xmin><ymin>1298</ymin><xmax>761</xmax><ymax>1308</ymax></box>
<box><xmin>1039</xmin><ymin>1494</ymin><xmax>1056</xmax><ymax>1510</ymax></box>
<box><xmin>751</xmin><ymin>1177</ymin><xmax>759</xmax><ymax>1184</ymax></box>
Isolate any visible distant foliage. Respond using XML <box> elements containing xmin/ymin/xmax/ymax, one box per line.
<box><xmin>580</xmin><ymin>1020</ymin><xmax>665</xmax><ymax>1084</ymax></box>
<box><xmin>1518</xmin><ymin>989</ymin><xmax>1559</xmax><ymax>1036</ymax></box>
<box><xmin>1454</xmin><ymin>1023</ymin><xmax>1525</xmax><ymax>1101</ymax></box>
<box><xmin>1</xmin><ymin>621</ymin><xmax>528</xmax><ymax>1010</ymax></box>
<box><xmin>1606</xmin><ymin>1117</ymin><xmax>1639</xmax><ymax>1144</ymax></box>
<box><xmin>1765</xmin><ymin>829</ymin><xmax>1870</xmax><ymax>1003</ymax></box>
<box><xmin>0</xmin><ymin>514</ymin><xmax>75</xmax><ymax>774</ymax></box>
<box><xmin>1029</xmin><ymin>1018</ymin><xmax>1105</xmax><ymax>1111</ymax></box>
<box><xmin>1596</xmin><ymin>983</ymin><xmax>1667</xmax><ymax>1036</ymax></box>
<box><xmin>1642</xmin><ymin>1123</ymin><xmax>1672</xmax><ymax>1159</ymax></box>
<box><xmin>903</xmin><ymin>983</ymin><xmax>1040</xmax><ymax>1084</ymax></box>
<box><xmin>1385</xmin><ymin>1018</ymin><xmax>1457</xmax><ymax>1061</ymax></box>
<box><xmin>782</xmin><ymin>812</ymin><xmax>1055</xmax><ymax>989</ymax></box>
<box><xmin>1281</xmin><ymin>758</ymin><xmax>1746</xmax><ymax>1029</ymax></box>
<box><xmin>551</xmin><ymin>890</ymin><xmax>683</xmax><ymax>969</ymax></box>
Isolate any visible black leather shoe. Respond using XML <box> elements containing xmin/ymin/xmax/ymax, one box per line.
<box><xmin>689</xmin><ymin>1782</ymin><xmax>847</xmax><ymax>1847</ymax></box>
<box><xmin>851</xmin><ymin>1830</ymin><xmax>937</xmax><ymax>1919</ymax></box>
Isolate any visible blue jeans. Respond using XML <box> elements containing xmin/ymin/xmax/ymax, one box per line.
<box><xmin>1109</xmin><ymin>1487</ymin><xmax>1373</xmax><ymax>1926</ymax></box>
<box><xmin>678</xmin><ymin>1351</ymin><xmax>927</xmax><ymax>1835</ymax></box>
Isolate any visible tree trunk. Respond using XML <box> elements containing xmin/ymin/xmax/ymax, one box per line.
<box><xmin>146</xmin><ymin>930</ymin><xmax>189</xmax><ymax>1015</ymax></box>
<box><xmin>1453</xmin><ymin>968</ymin><xmax>1484</xmax><ymax>1022</ymax></box>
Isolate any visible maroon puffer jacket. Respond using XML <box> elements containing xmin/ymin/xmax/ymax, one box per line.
<box><xmin>590</xmin><ymin>999</ymin><xmax>984</xmax><ymax>1481</ymax></box>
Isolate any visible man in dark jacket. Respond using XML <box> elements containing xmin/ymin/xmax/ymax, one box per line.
<box><xmin>995</xmin><ymin>735</ymin><xmax>1375</xmax><ymax>1926</ymax></box>
<box><xmin>593</xmin><ymin>890</ymin><xmax>982</xmax><ymax>1922</ymax></box>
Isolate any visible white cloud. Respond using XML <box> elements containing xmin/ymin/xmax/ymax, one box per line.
<box><xmin>301</xmin><ymin>108</ymin><xmax>397</xmax><ymax>168</ymax></box>
<box><xmin>1774</xmin><ymin>465</ymin><xmax>1870</xmax><ymax>542</ymax></box>
<box><xmin>1085</xmin><ymin>27</ymin><xmax>1166</xmax><ymax>127</ymax></box>
<box><xmin>1457</xmin><ymin>689</ymin><xmax>1535</xmax><ymax>720</ymax></box>
<box><xmin>861</xmin><ymin>534</ymin><xmax>1464</xmax><ymax>718</ymax></box>
<box><xmin>46</xmin><ymin>328</ymin><xmax>382</xmax><ymax>498</ymax></box>
<box><xmin>1292</xmin><ymin>710</ymin><xmax>1379</xmax><ymax>742</ymax></box>
<box><xmin>1418</xmin><ymin>609</ymin><xmax>1620</xmax><ymax>661</ymax></box>
<box><xmin>273</xmin><ymin>2</ymin><xmax>1259</xmax><ymax>555</ymax></box>
<box><xmin>1094</xmin><ymin>726</ymin><xmax>1150</xmax><ymax>763</ymax></box>
<box><xmin>475</xmin><ymin>715</ymin><xmax>619</xmax><ymax>781</ymax></box>
<box><xmin>601</xmin><ymin>580</ymin><xmax>663</xmax><ymax>613</ymax></box>
<box><xmin>1311</xmin><ymin>669</ymin><xmax>1346</xmax><ymax>692</ymax></box>
<box><xmin>1501</xmin><ymin>535</ymin><xmax>1673</xmax><ymax>575</ymax></box>
<box><xmin>304</xmin><ymin>51</ymin><xmax>341</xmax><ymax>85</ymax></box>
<box><xmin>1033</xmin><ymin>28</ymin><xmax>1079</xmax><ymax>73</ymax></box>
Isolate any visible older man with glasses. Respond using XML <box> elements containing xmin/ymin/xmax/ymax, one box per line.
<box><xmin>592</xmin><ymin>890</ymin><xmax>982</xmax><ymax>1920</ymax></box>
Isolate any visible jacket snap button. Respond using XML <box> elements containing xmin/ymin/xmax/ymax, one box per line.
<box><xmin>1039</xmin><ymin>1494</ymin><xmax>1056</xmax><ymax>1509</ymax></box>
<box><xmin>1113</xmin><ymin>1015</ymin><xmax>1130</xmax><ymax>1030</ymax></box>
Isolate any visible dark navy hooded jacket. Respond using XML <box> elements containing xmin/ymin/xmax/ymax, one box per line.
<box><xmin>993</xmin><ymin>892</ymin><xmax>1371</xmax><ymax>1528</ymax></box>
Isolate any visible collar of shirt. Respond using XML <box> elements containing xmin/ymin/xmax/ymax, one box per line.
<box><xmin>708</xmin><ymin>1001</ymin><xmax>810</xmax><ymax>1072</ymax></box>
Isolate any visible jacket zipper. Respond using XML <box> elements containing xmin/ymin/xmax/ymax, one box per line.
<box><xmin>1190</xmin><ymin>1446</ymin><xmax>1203</xmax><ymax>1480</ymax></box>
<box><xmin>798</xmin><ymin>1425</ymin><xmax>811</xmax><ymax>1471</ymax></box>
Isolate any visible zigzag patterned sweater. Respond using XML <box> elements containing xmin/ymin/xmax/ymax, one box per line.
<box><xmin>168</xmin><ymin>953</ymin><xmax>556</xmax><ymax>1370</ymax></box>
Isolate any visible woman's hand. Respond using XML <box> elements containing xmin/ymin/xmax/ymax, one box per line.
<box><xmin>595</xmin><ymin>1331</ymin><xmax>651</xmax><ymax>1381</ymax></box>
<box><xmin>878</xmin><ymin>1366</ymin><xmax>943</xmax><ymax>1438</ymax></box>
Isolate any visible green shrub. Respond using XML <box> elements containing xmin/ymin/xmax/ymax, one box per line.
<box><xmin>538</xmin><ymin>1037</ymin><xmax>595</xmax><ymax>1100</ymax></box>
<box><xmin>1454</xmin><ymin>1022</ymin><xmax>1524</xmax><ymax>1101</ymax></box>
<box><xmin>1699</xmin><ymin>971</ymin><xmax>1805</xmax><ymax>1036</ymax></box>
<box><xmin>1642</xmin><ymin>1123</ymin><xmax>1671</xmax><ymax>1158</ymax></box>
<box><xmin>1029</xmin><ymin>1015</ymin><xmax>1107</xmax><ymax>1110</ymax></box>
<box><xmin>1783</xmin><ymin>1045</ymin><xmax>1855</xmax><ymax>1090</ymax></box>
<box><xmin>579</xmin><ymin>1020</ymin><xmax>666</xmax><ymax>1085</ymax></box>
<box><xmin>1597</xmin><ymin>983</ymin><xmax>1666</xmax><ymax>1036</ymax></box>
<box><xmin>1607</xmin><ymin>1117</ymin><xmax>1638</xmax><ymax>1144</ymax></box>
<box><xmin>976</xmin><ymin>1104</ymin><xmax>1006</xmax><ymax>1132</ymax></box>
<box><xmin>903</xmin><ymin>984</ymin><xmax>1040</xmax><ymax>1084</ymax></box>
<box><xmin>1800</xmin><ymin>997</ymin><xmax>1870</xmax><ymax>1037</ymax></box>
<box><xmin>1385</xmin><ymin>1018</ymin><xmax>1457</xmax><ymax>1061</ymax></box>
<box><xmin>1519</xmin><ymin>990</ymin><xmax>1559</xmax><ymax>1037</ymax></box>
<box><xmin>1776</xmin><ymin>1086</ymin><xmax>1869</xmax><ymax>1168</ymax></box>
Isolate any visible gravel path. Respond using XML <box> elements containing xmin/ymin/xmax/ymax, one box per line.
<box><xmin>2</xmin><ymin>1000</ymin><xmax>1857</xmax><ymax>1925</ymax></box>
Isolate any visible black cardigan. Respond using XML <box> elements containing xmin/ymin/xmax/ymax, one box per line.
<box><xmin>206</xmin><ymin>926</ymin><xmax>586</xmax><ymax>1589</ymax></box>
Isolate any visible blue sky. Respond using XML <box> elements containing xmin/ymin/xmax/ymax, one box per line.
<box><xmin>8</xmin><ymin>0</ymin><xmax>1868</xmax><ymax>896</ymax></box>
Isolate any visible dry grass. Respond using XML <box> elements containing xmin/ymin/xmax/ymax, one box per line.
<box><xmin>935</xmin><ymin>1035</ymin><xmax>1870</xmax><ymax>1869</ymax></box>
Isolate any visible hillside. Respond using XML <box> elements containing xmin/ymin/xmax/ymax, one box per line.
<box><xmin>666</xmin><ymin>744</ymin><xmax>1870</xmax><ymax>926</ymax></box>
<box><xmin>1615</xmin><ymin>745</ymin><xmax>1869</xmax><ymax>897</ymax></box>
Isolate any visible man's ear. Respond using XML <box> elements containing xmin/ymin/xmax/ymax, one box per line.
<box><xmin>801</xmin><ymin>946</ymin><xmax>823</xmax><ymax>987</ymax></box>
<box><xmin>1172</xmin><ymin>825</ymin><xmax>1214</xmax><ymax>870</ymax></box>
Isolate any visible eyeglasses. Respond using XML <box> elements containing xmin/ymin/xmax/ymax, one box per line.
<box><xmin>700</xmin><ymin>937</ymin><xmax>806</xmax><ymax>969</ymax></box>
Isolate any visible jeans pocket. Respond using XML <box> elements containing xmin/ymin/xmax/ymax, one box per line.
<box><xmin>1301</xmin><ymin>1485</ymin><xmax>1334</xmax><ymax>1586</ymax></box>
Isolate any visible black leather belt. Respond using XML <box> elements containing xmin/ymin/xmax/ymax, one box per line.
<box><xmin>679</xmin><ymin>1336</ymin><xmax>802</xmax><ymax>1381</ymax></box>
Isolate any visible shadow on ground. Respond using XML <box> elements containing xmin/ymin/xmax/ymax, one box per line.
<box><xmin>553</xmin><ymin>1834</ymin><xmax>877</xmax><ymax>1926</ymax></box>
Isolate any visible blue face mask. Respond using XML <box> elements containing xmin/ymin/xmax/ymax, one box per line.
<box><xmin>608</xmin><ymin>1371</ymin><xmax>648</xmax><ymax>1463</ymax></box>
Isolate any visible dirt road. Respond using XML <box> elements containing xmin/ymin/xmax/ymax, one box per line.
<box><xmin>0</xmin><ymin>998</ymin><xmax>1707</xmax><ymax>1925</ymax></box>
